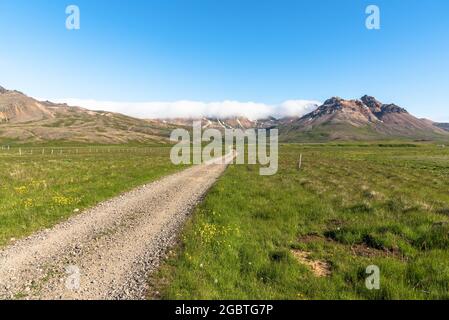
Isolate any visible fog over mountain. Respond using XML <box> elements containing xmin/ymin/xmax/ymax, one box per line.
<box><xmin>42</xmin><ymin>98</ymin><xmax>321</xmax><ymax>120</ymax></box>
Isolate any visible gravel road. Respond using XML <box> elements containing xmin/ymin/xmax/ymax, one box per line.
<box><xmin>0</xmin><ymin>152</ymin><xmax>235</xmax><ymax>300</ymax></box>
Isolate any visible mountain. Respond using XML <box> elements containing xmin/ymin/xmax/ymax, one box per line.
<box><xmin>0</xmin><ymin>86</ymin><xmax>181</xmax><ymax>144</ymax></box>
<box><xmin>279</xmin><ymin>96</ymin><xmax>448</xmax><ymax>142</ymax></box>
<box><xmin>0</xmin><ymin>86</ymin><xmax>55</xmax><ymax>123</ymax></box>
<box><xmin>164</xmin><ymin>117</ymin><xmax>278</xmax><ymax>130</ymax></box>
<box><xmin>1</xmin><ymin>86</ymin><xmax>447</xmax><ymax>144</ymax></box>
<box><xmin>435</xmin><ymin>123</ymin><xmax>449</xmax><ymax>132</ymax></box>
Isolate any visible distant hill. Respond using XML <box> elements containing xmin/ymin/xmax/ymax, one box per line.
<box><xmin>435</xmin><ymin>123</ymin><xmax>449</xmax><ymax>132</ymax></box>
<box><xmin>0</xmin><ymin>86</ymin><xmax>184</xmax><ymax>144</ymax></box>
<box><xmin>278</xmin><ymin>96</ymin><xmax>449</xmax><ymax>142</ymax></box>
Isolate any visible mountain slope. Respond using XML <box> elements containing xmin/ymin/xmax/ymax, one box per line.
<box><xmin>279</xmin><ymin>96</ymin><xmax>448</xmax><ymax>142</ymax></box>
<box><xmin>435</xmin><ymin>123</ymin><xmax>449</xmax><ymax>132</ymax></box>
<box><xmin>0</xmin><ymin>87</ymin><xmax>55</xmax><ymax>123</ymax></box>
<box><xmin>0</xmin><ymin>87</ymin><xmax>181</xmax><ymax>144</ymax></box>
<box><xmin>164</xmin><ymin>116</ymin><xmax>278</xmax><ymax>130</ymax></box>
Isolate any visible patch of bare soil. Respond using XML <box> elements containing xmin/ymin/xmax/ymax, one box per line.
<box><xmin>350</xmin><ymin>244</ymin><xmax>384</xmax><ymax>258</ymax></box>
<box><xmin>350</xmin><ymin>243</ymin><xmax>402</xmax><ymax>258</ymax></box>
<box><xmin>290</xmin><ymin>250</ymin><xmax>331</xmax><ymax>277</ymax></box>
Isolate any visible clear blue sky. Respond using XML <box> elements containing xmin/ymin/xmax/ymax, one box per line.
<box><xmin>0</xmin><ymin>0</ymin><xmax>448</xmax><ymax>121</ymax></box>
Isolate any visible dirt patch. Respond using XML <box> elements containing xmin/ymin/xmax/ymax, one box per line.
<box><xmin>290</xmin><ymin>249</ymin><xmax>331</xmax><ymax>277</ymax></box>
<box><xmin>350</xmin><ymin>243</ymin><xmax>402</xmax><ymax>258</ymax></box>
<box><xmin>350</xmin><ymin>243</ymin><xmax>384</xmax><ymax>258</ymax></box>
<box><xmin>298</xmin><ymin>232</ymin><xmax>402</xmax><ymax>260</ymax></box>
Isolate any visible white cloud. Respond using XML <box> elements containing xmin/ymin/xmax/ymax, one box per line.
<box><xmin>41</xmin><ymin>98</ymin><xmax>321</xmax><ymax>120</ymax></box>
<box><xmin>276</xmin><ymin>100</ymin><xmax>321</xmax><ymax>118</ymax></box>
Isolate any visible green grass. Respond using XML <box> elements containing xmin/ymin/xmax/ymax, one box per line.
<box><xmin>153</xmin><ymin>143</ymin><xmax>449</xmax><ymax>300</ymax></box>
<box><xmin>0</xmin><ymin>145</ymin><xmax>184</xmax><ymax>246</ymax></box>
<box><xmin>279</xmin><ymin>122</ymin><xmax>449</xmax><ymax>143</ymax></box>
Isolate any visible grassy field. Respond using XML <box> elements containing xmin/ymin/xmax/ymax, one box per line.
<box><xmin>153</xmin><ymin>143</ymin><xmax>449</xmax><ymax>300</ymax></box>
<box><xmin>0</xmin><ymin>146</ymin><xmax>183</xmax><ymax>246</ymax></box>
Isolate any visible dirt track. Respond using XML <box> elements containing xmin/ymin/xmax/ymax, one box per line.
<box><xmin>0</xmin><ymin>152</ymin><xmax>234</xmax><ymax>300</ymax></box>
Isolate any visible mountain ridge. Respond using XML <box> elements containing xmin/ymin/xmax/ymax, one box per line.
<box><xmin>1</xmin><ymin>86</ymin><xmax>447</xmax><ymax>143</ymax></box>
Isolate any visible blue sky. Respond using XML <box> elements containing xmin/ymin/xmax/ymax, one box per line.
<box><xmin>0</xmin><ymin>0</ymin><xmax>448</xmax><ymax>120</ymax></box>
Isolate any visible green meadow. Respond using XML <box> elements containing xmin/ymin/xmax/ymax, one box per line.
<box><xmin>153</xmin><ymin>143</ymin><xmax>449</xmax><ymax>300</ymax></box>
<box><xmin>0</xmin><ymin>146</ymin><xmax>183</xmax><ymax>246</ymax></box>
<box><xmin>1</xmin><ymin>142</ymin><xmax>448</xmax><ymax>299</ymax></box>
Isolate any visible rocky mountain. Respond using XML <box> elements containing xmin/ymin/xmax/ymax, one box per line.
<box><xmin>279</xmin><ymin>96</ymin><xmax>448</xmax><ymax>141</ymax></box>
<box><xmin>0</xmin><ymin>86</ymin><xmax>181</xmax><ymax>144</ymax></box>
<box><xmin>0</xmin><ymin>86</ymin><xmax>55</xmax><ymax>123</ymax></box>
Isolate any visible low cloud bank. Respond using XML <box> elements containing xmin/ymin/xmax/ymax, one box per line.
<box><xmin>45</xmin><ymin>98</ymin><xmax>321</xmax><ymax>120</ymax></box>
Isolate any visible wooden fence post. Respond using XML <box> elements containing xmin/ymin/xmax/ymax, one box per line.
<box><xmin>298</xmin><ymin>154</ymin><xmax>303</xmax><ymax>170</ymax></box>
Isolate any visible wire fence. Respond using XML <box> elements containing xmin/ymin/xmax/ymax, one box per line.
<box><xmin>0</xmin><ymin>145</ymin><xmax>172</xmax><ymax>157</ymax></box>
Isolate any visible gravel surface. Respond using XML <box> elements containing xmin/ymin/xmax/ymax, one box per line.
<box><xmin>0</xmin><ymin>152</ymin><xmax>235</xmax><ymax>300</ymax></box>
